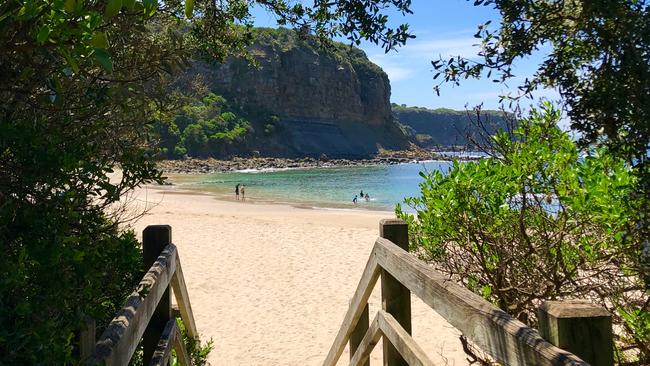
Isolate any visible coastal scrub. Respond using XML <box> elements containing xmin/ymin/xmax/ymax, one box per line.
<box><xmin>397</xmin><ymin>104</ymin><xmax>649</xmax><ymax>362</ymax></box>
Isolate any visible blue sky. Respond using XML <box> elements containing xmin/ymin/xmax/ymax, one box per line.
<box><xmin>251</xmin><ymin>1</ymin><xmax>559</xmax><ymax>111</ymax></box>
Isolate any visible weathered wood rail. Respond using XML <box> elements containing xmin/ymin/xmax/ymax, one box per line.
<box><xmin>84</xmin><ymin>225</ymin><xmax>198</xmax><ymax>366</ymax></box>
<box><xmin>324</xmin><ymin>219</ymin><xmax>613</xmax><ymax>366</ymax></box>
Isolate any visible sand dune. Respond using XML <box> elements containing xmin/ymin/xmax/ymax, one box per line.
<box><xmin>125</xmin><ymin>185</ymin><xmax>469</xmax><ymax>365</ymax></box>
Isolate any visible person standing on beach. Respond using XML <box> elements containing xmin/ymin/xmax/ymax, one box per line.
<box><xmin>235</xmin><ymin>184</ymin><xmax>240</xmax><ymax>200</ymax></box>
<box><xmin>241</xmin><ymin>185</ymin><xmax>246</xmax><ymax>201</ymax></box>
<box><xmin>353</xmin><ymin>195</ymin><xmax>358</xmax><ymax>204</ymax></box>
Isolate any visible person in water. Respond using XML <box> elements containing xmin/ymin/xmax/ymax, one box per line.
<box><xmin>364</xmin><ymin>193</ymin><xmax>370</xmax><ymax>201</ymax></box>
<box><xmin>352</xmin><ymin>195</ymin><xmax>358</xmax><ymax>204</ymax></box>
<box><xmin>240</xmin><ymin>185</ymin><xmax>246</xmax><ymax>201</ymax></box>
<box><xmin>360</xmin><ymin>190</ymin><xmax>364</xmax><ymax>197</ymax></box>
<box><xmin>235</xmin><ymin>184</ymin><xmax>240</xmax><ymax>200</ymax></box>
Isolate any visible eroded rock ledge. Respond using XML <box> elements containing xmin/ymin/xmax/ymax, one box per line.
<box><xmin>157</xmin><ymin>149</ymin><xmax>481</xmax><ymax>174</ymax></box>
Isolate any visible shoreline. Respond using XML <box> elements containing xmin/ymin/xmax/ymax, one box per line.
<box><xmin>157</xmin><ymin>149</ymin><xmax>483</xmax><ymax>174</ymax></box>
<box><xmin>152</xmin><ymin>181</ymin><xmax>397</xmax><ymax>214</ymax></box>
<box><xmin>155</xmin><ymin>153</ymin><xmax>455</xmax><ymax>212</ymax></box>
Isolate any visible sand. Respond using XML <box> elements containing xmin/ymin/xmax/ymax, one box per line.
<box><xmin>124</xmin><ymin>184</ymin><xmax>469</xmax><ymax>365</ymax></box>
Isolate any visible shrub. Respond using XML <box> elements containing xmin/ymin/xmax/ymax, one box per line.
<box><xmin>129</xmin><ymin>318</ymin><xmax>214</xmax><ymax>366</ymax></box>
<box><xmin>177</xmin><ymin>319</ymin><xmax>214</xmax><ymax>366</ymax></box>
<box><xmin>0</xmin><ymin>213</ymin><xmax>143</xmax><ymax>363</ymax></box>
<box><xmin>151</xmin><ymin>93</ymin><xmax>252</xmax><ymax>158</ymax></box>
<box><xmin>397</xmin><ymin>103</ymin><xmax>648</xmax><ymax>361</ymax></box>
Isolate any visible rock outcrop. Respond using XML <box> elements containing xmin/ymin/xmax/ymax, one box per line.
<box><xmin>189</xmin><ymin>28</ymin><xmax>408</xmax><ymax>158</ymax></box>
<box><xmin>392</xmin><ymin>104</ymin><xmax>508</xmax><ymax>147</ymax></box>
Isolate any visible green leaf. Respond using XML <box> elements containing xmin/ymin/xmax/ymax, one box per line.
<box><xmin>123</xmin><ymin>0</ymin><xmax>136</xmax><ymax>9</ymax></box>
<box><xmin>105</xmin><ymin>0</ymin><xmax>122</xmax><ymax>17</ymax></box>
<box><xmin>73</xmin><ymin>251</ymin><xmax>85</xmax><ymax>262</ymax></box>
<box><xmin>481</xmin><ymin>285</ymin><xmax>492</xmax><ymax>298</ymax></box>
<box><xmin>36</xmin><ymin>26</ymin><xmax>50</xmax><ymax>44</ymax></box>
<box><xmin>64</xmin><ymin>0</ymin><xmax>76</xmax><ymax>13</ymax></box>
<box><xmin>184</xmin><ymin>0</ymin><xmax>194</xmax><ymax>18</ymax></box>
<box><xmin>89</xmin><ymin>32</ymin><xmax>108</xmax><ymax>49</ymax></box>
<box><xmin>94</xmin><ymin>48</ymin><xmax>113</xmax><ymax>73</ymax></box>
<box><xmin>60</xmin><ymin>49</ymin><xmax>80</xmax><ymax>74</ymax></box>
<box><xmin>143</xmin><ymin>0</ymin><xmax>157</xmax><ymax>16</ymax></box>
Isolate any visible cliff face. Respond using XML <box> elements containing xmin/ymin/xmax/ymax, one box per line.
<box><xmin>190</xmin><ymin>28</ymin><xmax>408</xmax><ymax>158</ymax></box>
<box><xmin>393</xmin><ymin>105</ymin><xmax>508</xmax><ymax>147</ymax></box>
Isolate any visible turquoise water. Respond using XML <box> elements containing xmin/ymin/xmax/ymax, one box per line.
<box><xmin>170</xmin><ymin>161</ymin><xmax>453</xmax><ymax>211</ymax></box>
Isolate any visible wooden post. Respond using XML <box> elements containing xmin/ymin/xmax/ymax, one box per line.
<box><xmin>379</xmin><ymin>219</ymin><xmax>411</xmax><ymax>366</ymax></box>
<box><xmin>349</xmin><ymin>303</ymin><xmax>370</xmax><ymax>366</ymax></box>
<box><xmin>538</xmin><ymin>300</ymin><xmax>613</xmax><ymax>366</ymax></box>
<box><xmin>76</xmin><ymin>317</ymin><xmax>96</xmax><ymax>362</ymax></box>
<box><xmin>143</xmin><ymin>225</ymin><xmax>173</xmax><ymax>366</ymax></box>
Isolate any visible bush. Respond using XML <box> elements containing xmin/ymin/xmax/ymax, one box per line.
<box><xmin>152</xmin><ymin>92</ymin><xmax>252</xmax><ymax>158</ymax></box>
<box><xmin>397</xmin><ymin>103</ymin><xmax>649</xmax><ymax>361</ymax></box>
<box><xmin>177</xmin><ymin>319</ymin><xmax>214</xmax><ymax>366</ymax></box>
<box><xmin>128</xmin><ymin>318</ymin><xmax>213</xmax><ymax>366</ymax></box>
<box><xmin>0</xmin><ymin>212</ymin><xmax>143</xmax><ymax>363</ymax></box>
<box><xmin>1</xmin><ymin>84</ymin><xmax>157</xmax><ymax>362</ymax></box>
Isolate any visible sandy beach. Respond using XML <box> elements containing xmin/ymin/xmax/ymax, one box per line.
<box><xmin>124</xmin><ymin>184</ymin><xmax>469</xmax><ymax>365</ymax></box>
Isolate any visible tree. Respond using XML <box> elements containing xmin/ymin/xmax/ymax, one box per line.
<box><xmin>0</xmin><ymin>0</ymin><xmax>415</xmax><ymax>362</ymax></box>
<box><xmin>432</xmin><ymin>0</ymin><xmax>650</xmax><ymax>289</ymax></box>
<box><xmin>152</xmin><ymin>90</ymin><xmax>252</xmax><ymax>158</ymax></box>
<box><xmin>434</xmin><ymin>0</ymin><xmax>649</xmax><ymax>164</ymax></box>
<box><xmin>397</xmin><ymin>103</ymin><xmax>648</xmax><ymax>362</ymax></box>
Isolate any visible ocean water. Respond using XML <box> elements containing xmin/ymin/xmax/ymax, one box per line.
<box><xmin>168</xmin><ymin>161</ymin><xmax>453</xmax><ymax>211</ymax></box>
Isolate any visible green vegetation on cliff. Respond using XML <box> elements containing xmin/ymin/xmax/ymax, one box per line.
<box><xmin>159</xmin><ymin>27</ymin><xmax>407</xmax><ymax>158</ymax></box>
<box><xmin>252</xmin><ymin>27</ymin><xmax>385</xmax><ymax>75</ymax></box>
<box><xmin>152</xmin><ymin>92</ymin><xmax>253</xmax><ymax>158</ymax></box>
<box><xmin>392</xmin><ymin>103</ymin><xmax>508</xmax><ymax>148</ymax></box>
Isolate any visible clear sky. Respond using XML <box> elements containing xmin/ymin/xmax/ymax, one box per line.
<box><xmin>250</xmin><ymin>1</ymin><xmax>559</xmax><ymax>111</ymax></box>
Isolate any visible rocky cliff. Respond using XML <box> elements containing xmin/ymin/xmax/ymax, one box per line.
<box><xmin>189</xmin><ymin>28</ymin><xmax>408</xmax><ymax>158</ymax></box>
<box><xmin>393</xmin><ymin>104</ymin><xmax>508</xmax><ymax>147</ymax></box>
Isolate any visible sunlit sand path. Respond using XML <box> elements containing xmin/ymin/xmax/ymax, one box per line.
<box><xmin>127</xmin><ymin>185</ymin><xmax>469</xmax><ymax>365</ymax></box>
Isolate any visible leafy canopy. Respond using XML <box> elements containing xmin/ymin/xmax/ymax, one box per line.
<box><xmin>0</xmin><ymin>0</ymin><xmax>415</xmax><ymax>362</ymax></box>
<box><xmin>397</xmin><ymin>103</ymin><xmax>648</xmax><ymax>361</ymax></box>
<box><xmin>153</xmin><ymin>91</ymin><xmax>252</xmax><ymax>158</ymax></box>
<box><xmin>432</xmin><ymin>0</ymin><xmax>650</xmax><ymax>290</ymax></box>
<box><xmin>433</xmin><ymin>0</ymin><xmax>649</xmax><ymax>165</ymax></box>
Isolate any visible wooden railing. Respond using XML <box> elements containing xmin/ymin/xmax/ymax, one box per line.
<box><xmin>85</xmin><ymin>225</ymin><xmax>198</xmax><ymax>366</ymax></box>
<box><xmin>324</xmin><ymin>219</ymin><xmax>613</xmax><ymax>366</ymax></box>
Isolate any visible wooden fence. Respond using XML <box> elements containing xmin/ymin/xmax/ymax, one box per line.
<box><xmin>76</xmin><ymin>220</ymin><xmax>613</xmax><ymax>365</ymax></box>
<box><xmin>82</xmin><ymin>225</ymin><xmax>198</xmax><ymax>366</ymax></box>
<box><xmin>324</xmin><ymin>219</ymin><xmax>613</xmax><ymax>366</ymax></box>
